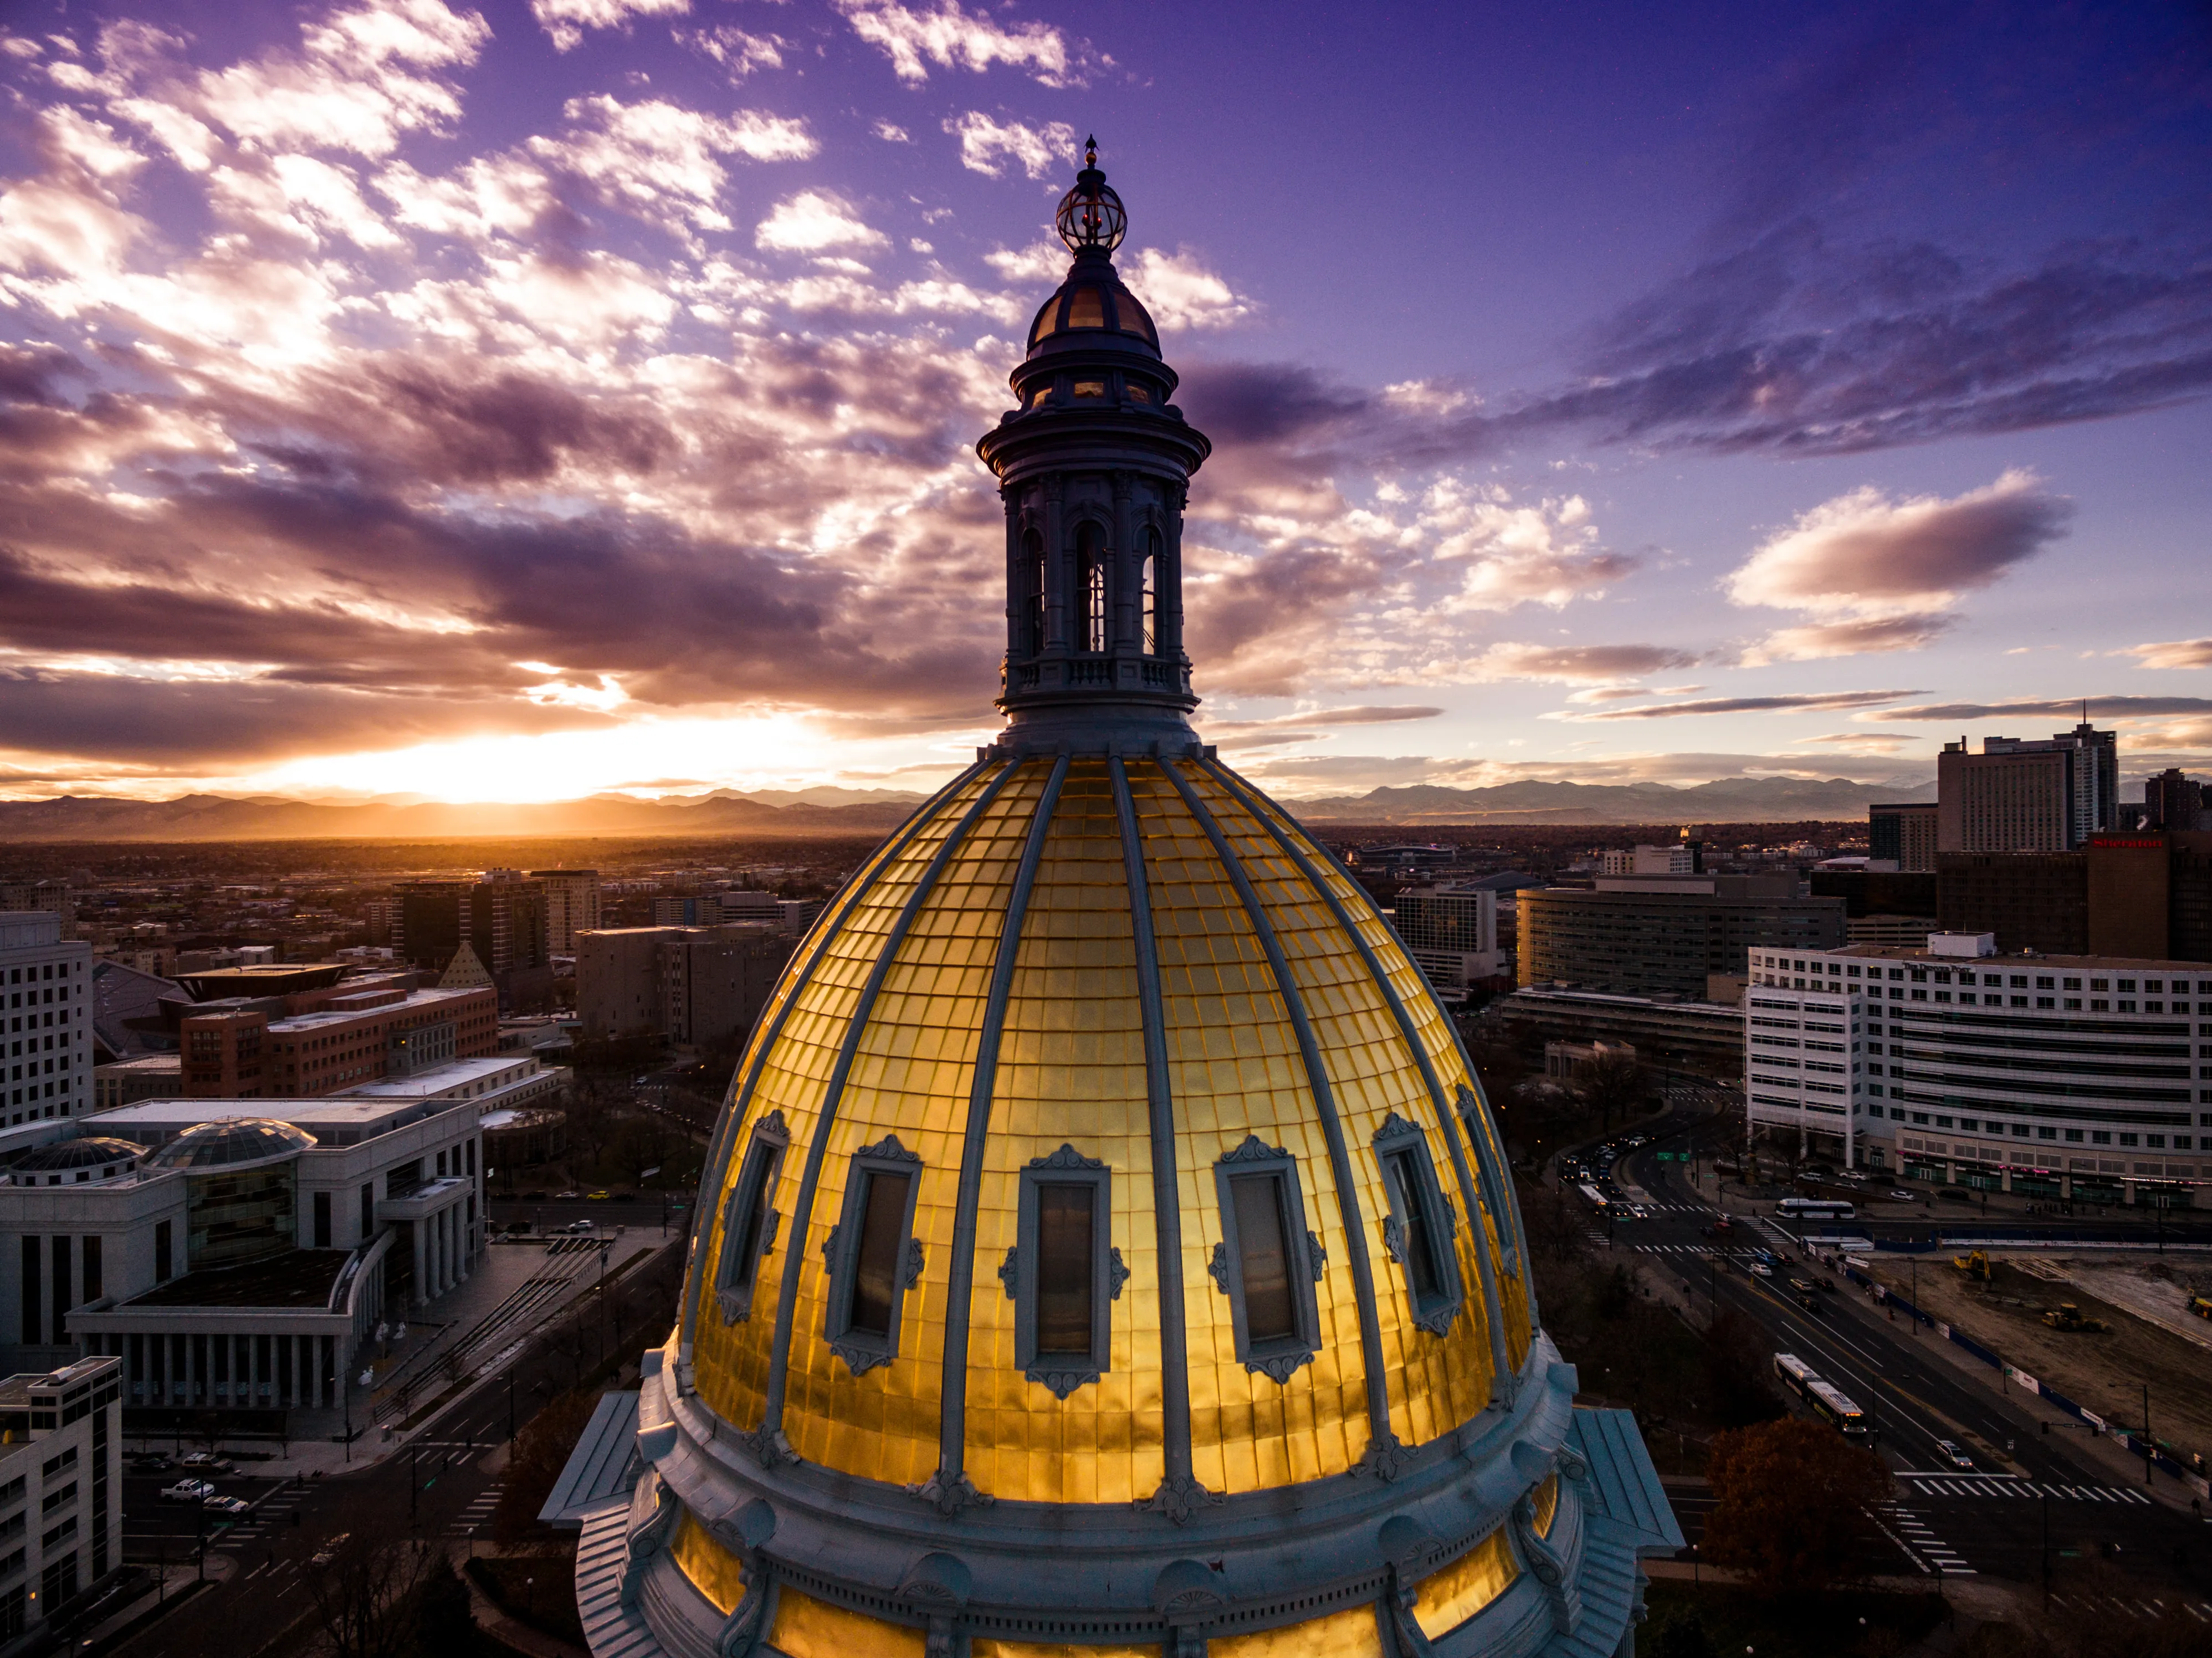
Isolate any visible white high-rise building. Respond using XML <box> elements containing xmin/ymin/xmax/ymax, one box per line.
<box><xmin>1744</xmin><ymin>933</ymin><xmax>2210</xmax><ymax>1205</ymax></box>
<box><xmin>0</xmin><ymin>915</ymin><xmax>91</xmax><ymax>1128</ymax></box>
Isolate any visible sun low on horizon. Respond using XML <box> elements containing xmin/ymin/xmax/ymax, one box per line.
<box><xmin>0</xmin><ymin>0</ymin><xmax>2208</xmax><ymax>813</ymax></box>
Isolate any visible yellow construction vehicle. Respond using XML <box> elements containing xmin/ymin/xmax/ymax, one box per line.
<box><xmin>2189</xmin><ymin>1294</ymin><xmax>2211</xmax><ymax>1322</ymax></box>
<box><xmin>2041</xmin><ymin>1302</ymin><xmax>2106</xmax><ymax>1333</ymax></box>
<box><xmin>1953</xmin><ymin>1250</ymin><xmax>1991</xmax><ymax>1281</ymax></box>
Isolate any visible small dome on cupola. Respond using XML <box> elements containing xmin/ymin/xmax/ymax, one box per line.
<box><xmin>1025</xmin><ymin>139</ymin><xmax>1162</xmax><ymax>355</ymax></box>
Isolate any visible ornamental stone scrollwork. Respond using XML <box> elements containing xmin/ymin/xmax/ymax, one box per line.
<box><xmin>616</xmin><ymin>1471</ymin><xmax>680</xmax><ymax>1608</ymax></box>
<box><xmin>1308</xmin><ymin>1230</ymin><xmax>1327</xmax><ymax>1281</ymax></box>
<box><xmin>1218</xmin><ymin>1133</ymin><xmax>1285</xmax><ymax>1165</ymax></box>
<box><xmin>1026</xmin><ymin>1365</ymin><xmax>1097</xmax><ymax>1400</ymax></box>
<box><xmin>734</xmin><ymin>1424</ymin><xmax>796</xmax><ymax>1469</ymax></box>
<box><xmin>1509</xmin><ymin>1491</ymin><xmax>1581</xmax><ymax>1636</ymax></box>
<box><xmin>827</xmin><ymin>1334</ymin><xmax>897</xmax><ymax>1378</ymax></box>
<box><xmin>1153</xmin><ymin>1559</ymin><xmax>1225</xmax><ymax>1657</ymax></box>
<box><xmin>1138</xmin><ymin>1472</ymin><xmax>1222</xmax><ymax>1524</ymax></box>
<box><xmin>1356</xmin><ymin>1431</ymin><xmax>1413</xmax><ymax>1482</ymax></box>
<box><xmin>1107</xmin><ymin>1244</ymin><xmax>1129</xmax><ymax>1299</ymax></box>
<box><xmin>905</xmin><ymin>1467</ymin><xmax>995</xmax><ymax>1516</ymax></box>
<box><xmin>1246</xmin><ymin>1347</ymin><xmax>1315</xmax><ymax>1385</ymax></box>
<box><xmin>1029</xmin><ymin>1142</ymin><xmax>1104</xmax><ymax>1171</ymax></box>
<box><xmin>999</xmin><ymin>1246</ymin><xmax>1020</xmax><ymax>1298</ymax></box>
<box><xmin>902</xmin><ymin>1235</ymin><xmax>926</xmax><ymax>1289</ymax></box>
<box><xmin>1207</xmin><ymin>1241</ymin><xmax>1231</xmax><ymax>1295</ymax></box>
<box><xmin>1381</xmin><ymin>1214</ymin><xmax>1407</xmax><ymax>1265</ymax></box>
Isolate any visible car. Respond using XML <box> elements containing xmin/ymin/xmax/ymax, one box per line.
<box><xmin>1787</xmin><ymin>1276</ymin><xmax>1818</xmax><ymax>1294</ymax></box>
<box><xmin>1627</xmin><ymin>1206</ymin><xmax>1651</xmax><ymax>1221</ymax></box>
<box><xmin>1887</xmin><ymin>1189</ymin><xmax>1917</xmax><ymax>1202</ymax></box>
<box><xmin>554</xmin><ymin>1189</ymin><xmax>582</xmax><ymax>1200</ymax></box>
<box><xmin>586</xmin><ymin>1190</ymin><xmax>612</xmax><ymax>1200</ymax></box>
<box><xmin>180</xmin><ymin>1451</ymin><xmax>231</xmax><ymax>1471</ymax></box>
<box><xmin>566</xmin><ymin>1219</ymin><xmax>597</xmax><ymax>1233</ymax></box>
<box><xmin>160</xmin><ymin>1479</ymin><xmax>216</xmax><ymax>1503</ymax></box>
<box><xmin>311</xmin><ymin>1533</ymin><xmax>351</xmax><ymax>1567</ymax></box>
<box><xmin>1814</xmin><ymin>1275</ymin><xmax>1837</xmax><ymax>1292</ymax></box>
<box><xmin>206</xmin><ymin>1496</ymin><xmax>250</xmax><ymax>1516</ymax></box>
<box><xmin>1747</xmin><ymin>1261</ymin><xmax>1774</xmax><ymax>1277</ymax></box>
<box><xmin>1933</xmin><ymin>1439</ymin><xmax>1974</xmax><ymax>1471</ymax></box>
<box><xmin>127</xmin><ymin>1452</ymin><xmax>173</xmax><ymax>1471</ymax></box>
<box><xmin>1794</xmin><ymin>1291</ymin><xmax>1822</xmax><ymax>1312</ymax></box>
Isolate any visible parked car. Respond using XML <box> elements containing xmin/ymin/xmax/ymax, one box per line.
<box><xmin>181</xmin><ymin>1451</ymin><xmax>231</xmax><ymax>1471</ymax></box>
<box><xmin>311</xmin><ymin>1533</ymin><xmax>351</xmax><ymax>1567</ymax></box>
<box><xmin>1933</xmin><ymin>1439</ymin><xmax>1975</xmax><ymax>1471</ymax></box>
<box><xmin>160</xmin><ymin>1479</ymin><xmax>216</xmax><ymax>1503</ymax></box>
<box><xmin>206</xmin><ymin>1496</ymin><xmax>250</xmax><ymax>1516</ymax></box>
<box><xmin>554</xmin><ymin>1189</ymin><xmax>582</xmax><ymax>1200</ymax></box>
<box><xmin>566</xmin><ymin>1219</ymin><xmax>597</xmax><ymax>1234</ymax></box>
<box><xmin>586</xmin><ymin>1190</ymin><xmax>612</xmax><ymax>1200</ymax></box>
<box><xmin>1886</xmin><ymin>1189</ymin><xmax>1917</xmax><ymax>1202</ymax></box>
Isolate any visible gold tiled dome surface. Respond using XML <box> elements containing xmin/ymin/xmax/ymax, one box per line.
<box><xmin>688</xmin><ymin>753</ymin><xmax>1531</xmax><ymax>1505</ymax></box>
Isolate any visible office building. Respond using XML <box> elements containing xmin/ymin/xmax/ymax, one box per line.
<box><xmin>0</xmin><ymin>1357</ymin><xmax>122</xmax><ymax>1637</ymax></box>
<box><xmin>1937</xmin><ymin>720</ymin><xmax>2117</xmax><ymax>853</ymax></box>
<box><xmin>1936</xmin><ymin>852</ymin><xmax>2087</xmax><ymax>954</ymax></box>
<box><xmin>575</xmin><ymin>925</ymin><xmax>793</xmax><ymax>1049</ymax></box>
<box><xmin>1743</xmin><ymin>935</ymin><xmax>2209</xmax><ymax>1204</ymax></box>
<box><xmin>0</xmin><ymin>1046</ymin><xmax>531</xmax><ymax>1405</ymax></box>
<box><xmin>178</xmin><ymin>975</ymin><xmax>497</xmax><ymax>1099</ymax></box>
<box><xmin>90</xmin><ymin>1055</ymin><xmax>182</xmax><ymax>1112</ymax></box>
<box><xmin>1518</xmin><ymin>873</ymin><xmax>1845</xmax><ymax>999</ymax></box>
<box><xmin>1868</xmin><ymin>802</ymin><xmax>1938</xmax><ymax>872</ymax></box>
<box><xmin>0</xmin><ymin>883</ymin><xmax>74</xmax><ymax>940</ymax></box>
<box><xmin>530</xmin><ymin>869</ymin><xmax>603</xmax><ymax>955</ymax></box>
<box><xmin>1488</xmin><ymin>985</ymin><xmax>1747</xmax><ymax>1074</ymax></box>
<box><xmin>397</xmin><ymin>877</ymin><xmax>550</xmax><ymax>1009</ymax></box>
<box><xmin>1934</xmin><ymin>832</ymin><xmax>2212</xmax><ymax>961</ymax></box>
<box><xmin>1389</xmin><ymin>884</ymin><xmax>1500</xmax><ymax>999</ymax></box>
<box><xmin>1600</xmin><ymin>844</ymin><xmax>1699</xmax><ymax>877</ymax></box>
<box><xmin>1</xmin><ymin>915</ymin><xmax>93</xmax><ymax>1128</ymax></box>
<box><xmin>2143</xmin><ymin>769</ymin><xmax>2207</xmax><ymax>832</ymax></box>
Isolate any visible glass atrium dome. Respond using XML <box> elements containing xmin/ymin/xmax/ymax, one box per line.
<box><xmin>11</xmin><ymin>1137</ymin><xmax>145</xmax><ymax>1185</ymax></box>
<box><xmin>148</xmin><ymin>1118</ymin><xmax>314</xmax><ymax>1171</ymax></box>
<box><xmin>586</xmin><ymin>152</ymin><xmax>1680</xmax><ymax>1658</ymax></box>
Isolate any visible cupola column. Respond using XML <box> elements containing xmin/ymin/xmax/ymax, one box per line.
<box><xmin>1042</xmin><ymin>478</ymin><xmax>1069</xmax><ymax>659</ymax></box>
<box><xmin>1110</xmin><ymin>471</ymin><xmax>1136</xmax><ymax>659</ymax></box>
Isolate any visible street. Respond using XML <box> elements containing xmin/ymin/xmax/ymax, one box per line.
<box><xmin>1584</xmin><ymin>1112</ymin><xmax>2212</xmax><ymax>1613</ymax></box>
<box><xmin>108</xmin><ymin>1236</ymin><xmax>684</xmax><ymax>1658</ymax></box>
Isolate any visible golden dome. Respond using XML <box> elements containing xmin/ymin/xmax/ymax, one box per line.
<box><xmin>581</xmin><ymin>151</ymin><xmax>1678</xmax><ymax>1658</ymax></box>
<box><xmin>685</xmin><ymin>751</ymin><xmax>1532</xmax><ymax>1508</ymax></box>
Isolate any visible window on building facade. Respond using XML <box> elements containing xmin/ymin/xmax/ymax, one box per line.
<box><xmin>1003</xmin><ymin>1146</ymin><xmax>1122</xmax><ymax>1396</ymax></box>
<box><xmin>1209</xmin><ymin>1138</ymin><xmax>1322</xmax><ymax>1383</ymax></box>
<box><xmin>716</xmin><ymin>1114</ymin><xmax>788</xmax><ymax>1324</ymax></box>
<box><xmin>823</xmin><ymin>1135</ymin><xmax>923</xmax><ymax>1376</ymax></box>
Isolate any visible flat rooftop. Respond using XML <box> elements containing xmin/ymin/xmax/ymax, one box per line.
<box><xmin>337</xmin><ymin>1056</ymin><xmax>539</xmax><ymax>1102</ymax></box>
<box><xmin>269</xmin><ymin>985</ymin><xmax>487</xmax><ymax>1034</ymax></box>
<box><xmin>90</xmin><ymin>1094</ymin><xmax>475</xmax><ymax>1139</ymax></box>
<box><xmin>125</xmin><ymin>1250</ymin><xmax>350</xmax><ymax>1309</ymax></box>
<box><xmin>1807</xmin><ymin>944</ymin><xmax>2212</xmax><ymax>975</ymax></box>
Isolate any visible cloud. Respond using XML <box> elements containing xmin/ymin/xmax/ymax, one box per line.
<box><xmin>1122</xmin><ymin>247</ymin><xmax>1251</xmax><ymax>331</ymax></box>
<box><xmin>1724</xmin><ymin>469</ymin><xmax>2069</xmax><ymax>662</ymax></box>
<box><xmin>1875</xmin><ymin>696</ymin><xmax>2212</xmax><ymax>722</ymax></box>
<box><xmin>2124</xmin><ymin>637</ymin><xmax>2212</xmax><ymax>670</ymax></box>
<box><xmin>532</xmin><ymin>0</ymin><xmax>690</xmax><ymax>54</ymax></box>
<box><xmin>755</xmin><ymin>191</ymin><xmax>887</xmax><ymax>255</ymax></box>
<box><xmin>1460</xmin><ymin>642</ymin><xmax>1703</xmax><ymax>684</ymax></box>
<box><xmin>682</xmin><ymin>25</ymin><xmax>784</xmax><ymax>80</ymax></box>
<box><xmin>943</xmin><ymin>112</ymin><xmax>1075</xmax><ymax>180</ymax></box>
<box><xmin>835</xmin><ymin>1</ymin><xmax>1085</xmax><ymax>88</ymax></box>
<box><xmin>872</xmin><ymin>120</ymin><xmax>911</xmax><ymax>144</ymax></box>
<box><xmin>1202</xmin><ymin>705</ymin><xmax>1443</xmax><ymax>735</ymax></box>
<box><xmin>1560</xmin><ymin>690</ymin><xmax>1918</xmax><ymax>721</ymax></box>
<box><xmin>530</xmin><ymin>98</ymin><xmax>816</xmax><ymax>237</ymax></box>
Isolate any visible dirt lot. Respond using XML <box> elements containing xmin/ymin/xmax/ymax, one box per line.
<box><xmin>1865</xmin><ymin>1251</ymin><xmax>2212</xmax><ymax>1465</ymax></box>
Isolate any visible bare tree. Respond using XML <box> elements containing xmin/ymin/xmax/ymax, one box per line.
<box><xmin>1576</xmin><ymin>1050</ymin><xmax>1648</xmax><ymax>1130</ymax></box>
<box><xmin>302</xmin><ymin>1511</ymin><xmax>450</xmax><ymax>1658</ymax></box>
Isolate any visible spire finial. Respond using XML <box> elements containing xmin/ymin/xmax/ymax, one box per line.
<box><xmin>1085</xmin><ymin>134</ymin><xmax>1097</xmax><ymax>169</ymax></box>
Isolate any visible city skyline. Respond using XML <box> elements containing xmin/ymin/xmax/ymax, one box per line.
<box><xmin>0</xmin><ymin>0</ymin><xmax>2207</xmax><ymax>808</ymax></box>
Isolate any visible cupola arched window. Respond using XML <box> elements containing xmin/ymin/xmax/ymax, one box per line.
<box><xmin>1000</xmin><ymin>1145</ymin><xmax>1127</xmax><ymax>1398</ymax></box>
<box><xmin>1075</xmin><ymin>521</ymin><xmax>1108</xmax><ymax>652</ymax></box>
<box><xmin>1022</xmin><ymin>529</ymin><xmax>1046</xmax><ymax>657</ymax></box>
<box><xmin>1141</xmin><ymin>528</ymin><xmax>1161</xmax><ymax>653</ymax></box>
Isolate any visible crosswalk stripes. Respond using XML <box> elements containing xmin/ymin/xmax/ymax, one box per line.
<box><xmin>1902</xmin><ymin>1475</ymin><xmax>2153</xmax><ymax>1503</ymax></box>
<box><xmin>449</xmin><ymin>1480</ymin><xmax>505</xmax><ymax>1538</ymax></box>
<box><xmin>1878</xmin><ymin>1504</ymin><xmax>1974</xmax><ymax>1575</ymax></box>
<box><xmin>2049</xmin><ymin>1593</ymin><xmax>2212</xmax><ymax>1624</ymax></box>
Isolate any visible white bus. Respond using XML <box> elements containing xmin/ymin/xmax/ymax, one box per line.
<box><xmin>1777</xmin><ymin>1197</ymin><xmax>1855</xmax><ymax>1220</ymax></box>
<box><xmin>1772</xmin><ymin>1353</ymin><xmax>1820</xmax><ymax>1399</ymax></box>
<box><xmin>1806</xmin><ymin>1379</ymin><xmax>1869</xmax><ymax>1439</ymax></box>
<box><xmin>1578</xmin><ymin>1183</ymin><xmax>1608</xmax><ymax>1210</ymax></box>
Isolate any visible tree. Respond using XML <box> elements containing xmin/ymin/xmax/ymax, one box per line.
<box><xmin>494</xmin><ymin>1388</ymin><xmax>603</xmax><ymax>1545</ymax></box>
<box><xmin>1651</xmin><ymin>1609</ymin><xmax>1714</xmax><ymax>1658</ymax></box>
<box><xmin>1576</xmin><ymin>1049</ymin><xmax>1648</xmax><ymax>1129</ymax></box>
<box><xmin>303</xmin><ymin>1515</ymin><xmax>449</xmax><ymax>1658</ymax></box>
<box><xmin>1701</xmin><ymin>1417</ymin><xmax>1892</xmax><ymax>1595</ymax></box>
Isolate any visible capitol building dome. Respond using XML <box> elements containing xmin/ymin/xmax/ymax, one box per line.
<box><xmin>582</xmin><ymin>147</ymin><xmax>1679</xmax><ymax>1658</ymax></box>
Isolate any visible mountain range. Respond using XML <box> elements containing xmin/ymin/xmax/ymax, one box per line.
<box><xmin>0</xmin><ymin>775</ymin><xmax>1933</xmax><ymax>842</ymax></box>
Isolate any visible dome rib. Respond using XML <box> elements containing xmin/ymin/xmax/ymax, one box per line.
<box><xmin>753</xmin><ymin>757</ymin><xmax>1025</xmax><ymax>1457</ymax></box>
<box><xmin>1156</xmin><ymin>759</ymin><xmax>1405</xmax><ymax>1476</ymax></box>
<box><xmin>678</xmin><ymin>756</ymin><xmax>989</xmax><ymax>1357</ymax></box>
<box><xmin>926</xmin><ymin>752</ymin><xmax>1070</xmax><ymax>1512</ymax></box>
<box><xmin>1110</xmin><ymin>755</ymin><xmax>1202</xmax><ymax>1519</ymax></box>
<box><xmin>1202</xmin><ymin>758</ymin><xmax>1519</xmax><ymax>1394</ymax></box>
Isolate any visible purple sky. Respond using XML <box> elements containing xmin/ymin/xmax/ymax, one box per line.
<box><xmin>1</xmin><ymin>0</ymin><xmax>2206</xmax><ymax>806</ymax></box>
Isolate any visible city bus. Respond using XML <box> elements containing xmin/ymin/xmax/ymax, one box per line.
<box><xmin>1772</xmin><ymin>1353</ymin><xmax>1820</xmax><ymax>1399</ymax></box>
<box><xmin>1578</xmin><ymin>1183</ymin><xmax>1609</xmax><ymax>1211</ymax></box>
<box><xmin>1776</xmin><ymin>1197</ymin><xmax>1855</xmax><ymax>1220</ymax></box>
<box><xmin>1805</xmin><ymin>1379</ymin><xmax>1869</xmax><ymax>1439</ymax></box>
